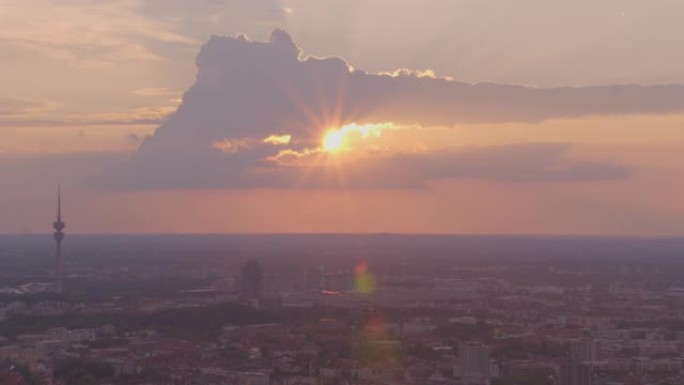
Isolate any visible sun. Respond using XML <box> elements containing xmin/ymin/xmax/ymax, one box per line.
<box><xmin>322</xmin><ymin>129</ymin><xmax>345</xmax><ymax>152</ymax></box>
<box><xmin>320</xmin><ymin>123</ymin><xmax>394</xmax><ymax>153</ymax></box>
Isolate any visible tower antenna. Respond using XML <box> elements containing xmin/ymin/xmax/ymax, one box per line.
<box><xmin>53</xmin><ymin>185</ymin><xmax>66</xmax><ymax>295</ymax></box>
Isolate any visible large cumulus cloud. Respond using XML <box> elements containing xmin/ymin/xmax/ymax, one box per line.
<box><xmin>108</xmin><ymin>29</ymin><xmax>677</xmax><ymax>189</ymax></box>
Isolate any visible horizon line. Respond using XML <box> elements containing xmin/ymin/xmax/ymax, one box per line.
<box><xmin>3</xmin><ymin>232</ymin><xmax>684</xmax><ymax>241</ymax></box>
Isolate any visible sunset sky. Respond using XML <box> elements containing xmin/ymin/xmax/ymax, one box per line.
<box><xmin>1</xmin><ymin>0</ymin><xmax>684</xmax><ymax>235</ymax></box>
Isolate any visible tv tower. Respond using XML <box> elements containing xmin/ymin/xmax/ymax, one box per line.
<box><xmin>53</xmin><ymin>185</ymin><xmax>65</xmax><ymax>295</ymax></box>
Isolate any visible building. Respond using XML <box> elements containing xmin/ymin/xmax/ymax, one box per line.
<box><xmin>569</xmin><ymin>339</ymin><xmax>602</xmax><ymax>364</ymax></box>
<box><xmin>325</xmin><ymin>270</ymin><xmax>353</xmax><ymax>292</ymax></box>
<box><xmin>502</xmin><ymin>361</ymin><xmax>557</xmax><ymax>380</ymax></box>
<box><xmin>239</xmin><ymin>260</ymin><xmax>264</xmax><ymax>300</ymax></box>
<box><xmin>561</xmin><ymin>339</ymin><xmax>598</xmax><ymax>385</ymax></box>
<box><xmin>460</xmin><ymin>343</ymin><xmax>492</xmax><ymax>385</ymax></box>
<box><xmin>560</xmin><ymin>362</ymin><xmax>592</xmax><ymax>385</ymax></box>
<box><xmin>305</xmin><ymin>267</ymin><xmax>325</xmax><ymax>292</ymax></box>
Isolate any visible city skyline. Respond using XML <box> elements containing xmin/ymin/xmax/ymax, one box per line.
<box><xmin>3</xmin><ymin>3</ymin><xmax>684</xmax><ymax>384</ymax></box>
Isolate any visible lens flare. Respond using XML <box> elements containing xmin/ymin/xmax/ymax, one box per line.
<box><xmin>354</xmin><ymin>262</ymin><xmax>376</xmax><ymax>295</ymax></box>
<box><xmin>355</xmin><ymin>312</ymin><xmax>401</xmax><ymax>366</ymax></box>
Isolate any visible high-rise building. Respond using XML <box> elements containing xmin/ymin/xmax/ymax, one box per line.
<box><xmin>52</xmin><ymin>186</ymin><xmax>66</xmax><ymax>295</ymax></box>
<box><xmin>325</xmin><ymin>270</ymin><xmax>353</xmax><ymax>292</ymax></box>
<box><xmin>569</xmin><ymin>339</ymin><xmax>602</xmax><ymax>364</ymax></box>
<box><xmin>561</xmin><ymin>339</ymin><xmax>598</xmax><ymax>385</ymax></box>
<box><xmin>560</xmin><ymin>362</ymin><xmax>592</xmax><ymax>385</ymax></box>
<box><xmin>305</xmin><ymin>267</ymin><xmax>325</xmax><ymax>292</ymax></box>
<box><xmin>240</xmin><ymin>260</ymin><xmax>264</xmax><ymax>300</ymax></box>
<box><xmin>460</xmin><ymin>343</ymin><xmax>492</xmax><ymax>385</ymax></box>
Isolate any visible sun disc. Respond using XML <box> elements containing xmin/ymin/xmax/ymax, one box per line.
<box><xmin>323</xmin><ymin>129</ymin><xmax>345</xmax><ymax>152</ymax></box>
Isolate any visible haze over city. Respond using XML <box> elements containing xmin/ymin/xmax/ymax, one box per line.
<box><xmin>5</xmin><ymin>3</ymin><xmax>684</xmax><ymax>385</ymax></box>
<box><xmin>2</xmin><ymin>0</ymin><xmax>684</xmax><ymax>236</ymax></box>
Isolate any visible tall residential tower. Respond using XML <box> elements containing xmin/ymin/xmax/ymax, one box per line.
<box><xmin>53</xmin><ymin>186</ymin><xmax>65</xmax><ymax>294</ymax></box>
<box><xmin>239</xmin><ymin>260</ymin><xmax>264</xmax><ymax>300</ymax></box>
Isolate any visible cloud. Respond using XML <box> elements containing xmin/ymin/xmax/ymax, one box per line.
<box><xmin>0</xmin><ymin>104</ymin><xmax>178</xmax><ymax>128</ymax></box>
<box><xmin>106</xmin><ymin>140</ymin><xmax>629</xmax><ymax>190</ymax></box>
<box><xmin>212</xmin><ymin>138</ymin><xmax>251</xmax><ymax>154</ymax></box>
<box><xmin>263</xmin><ymin>134</ymin><xmax>292</xmax><ymax>145</ymax></box>
<box><xmin>0</xmin><ymin>152</ymin><xmax>124</xmax><ymax>188</ymax></box>
<box><xmin>302</xmin><ymin>143</ymin><xmax>629</xmax><ymax>188</ymax></box>
<box><xmin>125</xmin><ymin>133</ymin><xmax>143</xmax><ymax>144</ymax></box>
<box><xmin>0</xmin><ymin>0</ymin><xmax>198</xmax><ymax>66</ymax></box>
<box><xmin>0</xmin><ymin>97</ymin><xmax>57</xmax><ymax>116</ymax></box>
<box><xmin>132</xmin><ymin>87</ymin><xmax>181</xmax><ymax>98</ymax></box>
<box><xmin>108</xmin><ymin>30</ymin><xmax>653</xmax><ymax>189</ymax></box>
<box><xmin>0</xmin><ymin>118</ymin><xmax>162</xmax><ymax>128</ymax></box>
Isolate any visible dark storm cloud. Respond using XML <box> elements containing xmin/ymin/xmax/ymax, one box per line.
<box><xmin>109</xmin><ymin>30</ymin><xmax>652</xmax><ymax>189</ymax></box>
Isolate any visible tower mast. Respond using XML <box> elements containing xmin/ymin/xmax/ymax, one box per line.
<box><xmin>53</xmin><ymin>185</ymin><xmax>66</xmax><ymax>294</ymax></box>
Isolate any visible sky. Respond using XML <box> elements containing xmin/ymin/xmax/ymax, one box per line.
<box><xmin>1</xmin><ymin>0</ymin><xmax>684</xmax><ymax>235</ymax></box>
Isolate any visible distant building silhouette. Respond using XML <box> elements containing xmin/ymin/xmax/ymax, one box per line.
<box><xmin>460</xmin><ymin>343</ymin><xmax>492</xmax><ymax>385</ymax></box>
<box><xmin>569</xmin><ymin>339</ymin><xmax>602</xmax><ymax>364</ymax></box>
<box><xmin>325</xmin><ymin>269</ymin><xmax>353</xmax><ymax>292</ymax></box>
<box><xmin>52</xmin><ymin>185</ymin><xmax>65</xmax><ymax>295</ymax></box>
<box><xmin>305</xmin><ymin>267</ymin><xmax>325</xmax><ymax>292</ymax></box>
<box><xmin>258</xmin><ymin>295</ymin><xmax>283</xmax><ymax>311</ymax></box>
<box><xmin>561</xmin><ymin>339</ymin><xmax>598</xmax><ymax>385</ymax></box>
<box><xmin>560</xmin><ymin>362</ymin><xmax>592</xmax><ymax>385</ymax></box>
<box><xmin>240</xmin><ymin>260</ymin><xmax>264</xmax><ymax>300</ymax></box>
